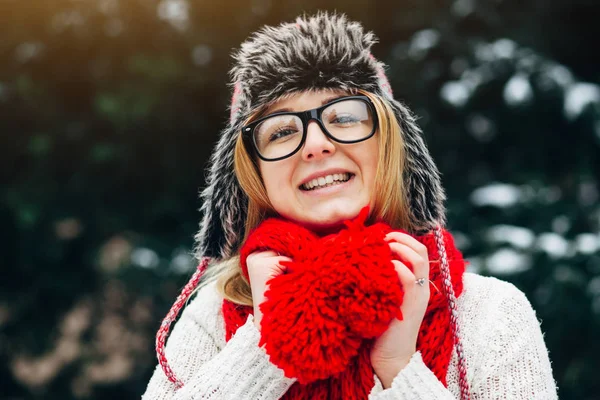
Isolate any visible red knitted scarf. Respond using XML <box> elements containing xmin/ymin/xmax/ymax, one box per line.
<box><xmin>222</xmin><ymin>210</ymin><xmax>465</xmax><ymax>399</ymax></box>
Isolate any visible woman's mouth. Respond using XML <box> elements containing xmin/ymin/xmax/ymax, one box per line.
<box><xmin>300</xmin><ymin>173</ymin><xmax>354</xmax><ymax>191</ymax></box>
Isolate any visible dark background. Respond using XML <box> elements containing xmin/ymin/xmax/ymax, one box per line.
<box><xmin>1</xmin><ymin>0</ymin><xmax>599</xmax><ymax>399</ymax></box>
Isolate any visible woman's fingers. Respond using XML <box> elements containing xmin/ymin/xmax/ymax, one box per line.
<box><xmin>387</xmin><ymin>241</ymin><xmax>420</xmax><ymax>268</ymax></box>
<box><xmin>387</xmin><ymin>241</ymin><xmax>430</xmax><ymax>284</ymax></box>
<box><xmin>246</xmin><ymin>251</ymin><xmax>293</xmax><ymax>329</ymax></box>
<box><xmin>247</xmin><ymin>250</ymin><xmax>290</xmax><ymax>263</ymax></box>
<box><xmin>392</xmin><ymin>259</ymin><xmax>430</xmax><ymax>307</ymax></box>
<box><xmin>385</xmin><ymin>232</ymin><xmax>428</xmax><ymax>256</ymax></box>
<box><xmin>391</xmin><ymin>259</ymin><xmax>416</xmax><ymax>287</ymax></box>
<box><xmin>247</xmin><ymin>252</ymin><xmax>291</xmax><ymax>273</ymax></box>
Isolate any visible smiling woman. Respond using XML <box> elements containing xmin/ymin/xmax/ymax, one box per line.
<box><xmin>143</xmin><ymin>12</ymin><xmax>558</xmax><ymax>400</ymax></box>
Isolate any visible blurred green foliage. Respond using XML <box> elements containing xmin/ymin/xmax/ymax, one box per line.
<box><xmin>1</xmin><ymin>0</ymin><xmax>599</xmax><ymax>399</ymax></box>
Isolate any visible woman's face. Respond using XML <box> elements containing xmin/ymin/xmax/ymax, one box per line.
<box><xmin>257</xmin><ymin>89</ymin><xmax>379</xmax><ymax>232</ymax></box>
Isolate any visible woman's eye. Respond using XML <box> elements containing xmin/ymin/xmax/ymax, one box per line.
<box><xmin>331</xmin><ymin>114</ymin><xmax>360</xmax><ymax>124</ymax></box>
<box><xmin>269</xmin><ymin>128</ymin><xmax>298</xmax><ymax>142</ymax></box>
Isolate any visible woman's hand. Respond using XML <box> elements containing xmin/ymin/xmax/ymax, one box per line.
<box><xmin>246</xmin><ymin>251</ymin><xmax>292</xmax><ymax>330</ymax></box>
<box><xmin>371</xmin><ymin>232</ymin><xmax>431</xmax><ymax>388</ymax></box>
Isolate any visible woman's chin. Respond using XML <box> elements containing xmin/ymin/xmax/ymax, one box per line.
<box><xmin>295</xmin><ymin>206</ymin><xmax>365</xmax><ymax>234</ymax></box>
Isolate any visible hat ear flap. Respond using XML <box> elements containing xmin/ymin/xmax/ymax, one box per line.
<box><xmin>388</xmin><ymin>98</ymin><xmax>446</xmax><ymax>233</ymax></box>
<box><xmin>194</xmin><ymin>121</ymin><xmax>248</xmax><ymax>260</ymax></box>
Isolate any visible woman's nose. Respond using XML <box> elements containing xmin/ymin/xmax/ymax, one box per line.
<box><xmin>301</xmin><ymin>121</ymin><xmax>336</xmax><ymax>161</ymax></box>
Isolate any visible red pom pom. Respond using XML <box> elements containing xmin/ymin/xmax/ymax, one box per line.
<box><xmin>240</xmin><ymin>208</ymin><xmax>404</xmax><ymax>384</ymax></box>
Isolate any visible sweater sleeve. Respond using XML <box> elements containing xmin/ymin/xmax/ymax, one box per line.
<box><xmin>368</xmin><ymin>352</ymin><xmax>455</xmax><ymax>399</ymax></box>
<box><xmin>369</xmin><ymin>276</ymin><xmax>558</xmax><ymax>399</ymax></box>
<box><xmin>142</xmin><ymin>287</ymin><xmax>295</xmax><ymax>399</ymax></box>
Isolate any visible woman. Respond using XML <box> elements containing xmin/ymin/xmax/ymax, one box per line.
<box><xmin>143</xmin><ymin>12</ymin><xmax>557</xmax><ymax>399</ymax></box>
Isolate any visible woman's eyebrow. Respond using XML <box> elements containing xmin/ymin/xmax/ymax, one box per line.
<box><xmin>321</xmin><ymin>94</ymin><xmax>347</xmax><ymax>105</ymax></box>
<box><xmin>267</xmin><ymin>95</ymin><xmax>348</xmax><ymax>114</ymax></box>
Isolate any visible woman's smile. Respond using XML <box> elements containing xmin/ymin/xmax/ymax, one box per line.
<box><xmin>299</xmin><ymin>174</ymin><xmax>356</xmax><ymax>199</ymax></box>
<box><xmin>299</xmin><ymin>171</ymin><xmax>354</xmax><ymax>191</ymax></box>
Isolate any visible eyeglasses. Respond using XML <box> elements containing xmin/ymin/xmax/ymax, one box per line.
<box><xmin>242</xmin><ymin>95</ymin><xmax>378</xmax><ymax>161</ymax></box>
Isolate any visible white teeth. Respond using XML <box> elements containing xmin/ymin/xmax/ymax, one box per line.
<box><xmin>301</xmin><ymin>173</ymin><xmax>352</xmax><ymax>190</ymax></box>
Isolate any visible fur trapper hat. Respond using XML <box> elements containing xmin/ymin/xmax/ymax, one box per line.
<box><xmin>194</xmin><ymin>11</ymin><xmax>446</xmax><ymax>261</ymax></box>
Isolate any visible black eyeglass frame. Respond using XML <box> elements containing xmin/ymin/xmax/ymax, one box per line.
<box><xmin>241</xmin><ymin>95</ymin><xmax>379</xmax><ymax>162</ymax></box>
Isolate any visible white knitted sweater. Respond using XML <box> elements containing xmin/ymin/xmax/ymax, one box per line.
<box><xmin>143</xmin><ymin>273</ymin><xmax>557</xmax><ymax>399</ymax></box>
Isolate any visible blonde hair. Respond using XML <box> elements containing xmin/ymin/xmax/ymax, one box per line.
<box><xmin>216</xmin><ymin>90</ymin><xmax>411</xmax><ymax>306</ymax></box>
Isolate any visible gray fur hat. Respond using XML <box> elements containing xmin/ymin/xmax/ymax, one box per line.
<box><xmin>194</xmin><ymin>11</ymin><xmax>446</xmax><ymax>261</ymax></box>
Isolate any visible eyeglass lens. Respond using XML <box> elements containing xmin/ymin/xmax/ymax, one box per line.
<box><xmin>253</xmin><ymin>99</ymin><xmax>374</xmax><ymax>160</ymax></box>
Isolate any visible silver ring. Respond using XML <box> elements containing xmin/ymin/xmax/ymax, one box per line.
<box><xmin>416</xmin><ymin>278</ymin><xmax>427</xmax><ymax>287</ymax></box>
